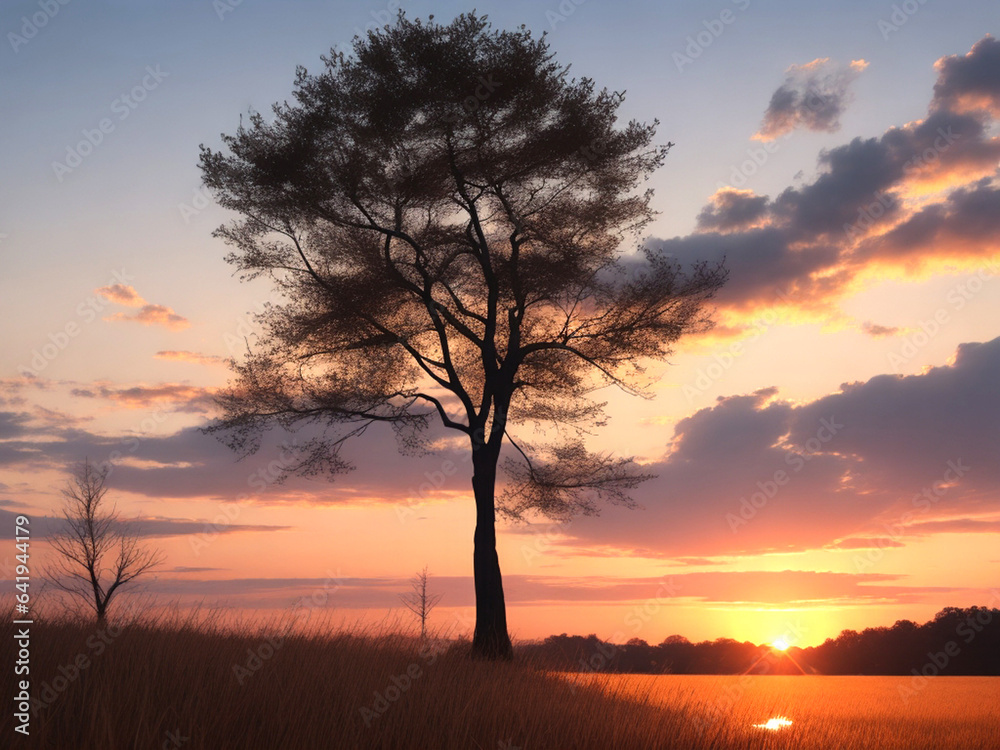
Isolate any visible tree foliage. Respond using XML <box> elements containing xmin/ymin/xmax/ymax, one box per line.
<box><xmin>199</xmin><ymin>11</ymin><xmax>727</xmax><ymax>657</ymax></box>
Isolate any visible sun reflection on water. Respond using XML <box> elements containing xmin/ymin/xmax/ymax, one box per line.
<box><xmin>753</xmin><ymin>717</ymin><xmax>794</xmax><ymax>730</ymax></box>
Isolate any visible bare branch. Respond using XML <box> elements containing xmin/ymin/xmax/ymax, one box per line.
<box><xmin>45</xmin><ymin>459</ymin><xmax>165</xmax><ymax>621</ymax></box>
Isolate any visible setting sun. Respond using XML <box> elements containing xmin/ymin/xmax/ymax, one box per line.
<box><xmin>771</xmin><ymin>638</ymin><xmax>791</xmax><ymax>651</ymax></box>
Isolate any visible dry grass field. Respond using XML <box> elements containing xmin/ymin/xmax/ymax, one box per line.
<box><xmin>4</xmin><ymin>612</ymin><xmax>998</xmax><ymax>749</ymax></box>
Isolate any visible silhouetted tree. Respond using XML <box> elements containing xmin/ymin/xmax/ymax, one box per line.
<box><xmin>518</xmin><ymin>607</ymin><xmax>1000</xmax><ymax>674</ymax></box>
<box><xmin>399</xmin><ymin>566</ymin><xmax>442</xmax><ymax>639</ymax></box>
<box><xmin>46</xmin><ymin>459</ymin><xmax>163</xmax><ymax>623</ymax></box>
<box><xmin>199</xmin><ymin>12</ymin><xmax>727</xmax><ymax>659</ymax></box>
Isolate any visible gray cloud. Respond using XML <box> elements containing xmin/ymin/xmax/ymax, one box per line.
<box><xmin>695</xmin><ymin>188</ymin><xmax>770</xmax><ymax>233</ymax></box>
<box><xmin>655</xmin><ymin>89</ymin><xmax>1000</xmax><ymax>318</ymax></box>
<box><xmin>556</xmin><ymin>336</ymin><xmax>1000</xmax><ymax>559</ymax></box>
<box><xmin>932</xmin><ymin>34</ymin><xmax>1000</xmax><ymax>116</ymax></box>
<box><xmin>755</xmin><ymin>58</ymin><xmax>868</xmax><ymax>141</ymax></box>
<box><xmin>0</xmin><ymin>508</ymin><xmax>289</xmax><ymax>540</ymax></box>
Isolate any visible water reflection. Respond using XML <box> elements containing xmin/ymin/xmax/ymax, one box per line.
<box><xmin>753</xmin><ymin>717</ymin><xmax>793</xmax><ymax>730</ymax></box>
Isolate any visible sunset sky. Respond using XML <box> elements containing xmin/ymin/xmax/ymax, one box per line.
<box><xmin>2</xmin><ymin>0</ymin><xmax>999</xmax><ymax>648</ymax></box>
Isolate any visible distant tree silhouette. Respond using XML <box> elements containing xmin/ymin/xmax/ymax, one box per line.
<box><xmin>46</xmin><ymin>460</ymin><xmax>163</xmax><ymax>623</ymax></box>
<box><xmin>804</xmin><ymin>607</ymin><xmax>1000</xmax><ymax>675</ymax></box>
<box><xmin>518</xmin><ymin>607</ymin><xmax>1000</xmax><ymax>675</ymax></box>
<box><xmin>199</xmin><ymin>12</ymin><xmax>727</xmax><ymax>659</ymax></box>
<box><xmin>399</xmin><ymin>566</ymin><xmax>442</xmax><ymax>639</ymax></box>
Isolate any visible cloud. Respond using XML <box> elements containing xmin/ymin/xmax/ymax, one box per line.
<box><xmin>932</xmin><ymin>35</ymin><xmax>1000</xmax><ymax>117</ymax></box>
<box><xmin>791</xmin><ymin>337</ymin><xmax>1000</xmax><ymax>500</ymax></box>
<box><xmin>552</xmin><ymin>336</ymin><xmax>1000</xmax><ymax>559</ymax></box>
<box><xmin>861</xmin><ymin>322</ymin><xmax>902</xmax><ymax>338</ymax></box>
<box><xmin>164</xmin><ymin>567</ymin><xmax>228</xmax><ymax>573</ymax></box>
<box><xmin>106</xmin><ymin>304</ymin><xmax>190</xmax><ymax>330</ymax></box>
<box><xmin>83</xmin><ymin>571</ymin><xmax>959</xmax><ymax>612</ymax></box>
<box><xmin>0</xmin><ymin>508</ymin><xmax>288</xmax><ymax>540</ymax></box>
<box><xmin>696</xmin><ymin>188</ymin><xmax>771</xmax><ymax>233</ymax></box>
<box><xmin>96</xmin><ymin>284</ymin><xmax>145</xmax><ymax>307</ymax></box>
<box><xmin>855</xmin><ymin>180</ymin><xmax>1000</xmax><ymax>270</ymax></box>
<box><xmin>71</xmin><ymin>383</ymin><xmax>217</xmax><ymax>413</ymax></box>
<box><xmin>0</xmin><ymin>412</ymin><xmax>33</xmax><ymax>440</ymax></box>
<box><xmin>96</xmin><ymin>285</ymin><xmax>190</xmax><ymax>330</ymax></box>
<box><xmin>828</xmin><ymin>537</ymin><xmax>906</xmax><ymax>550</ymax></box>
<box><xmin>0</xmin><ymin>395</ymin><xmax>473</xmax><ymax>504</ymax></box>
<box><xmin>154</xmin><ymin>350</ymin><xmax>226</xmax><ymax>366</ymax></box>
<box><xmin>905</xmin><ymin>518</ymin><xmax>1000</xmax><ymax>535</ymax></box>
<box><xmin>754</xmin><ymin>58</ymin><xmax>869</xmax><ymax>141</ymax></box>
<box><xmin>656</xmin><ymin>37</ymin><xmax>1000</xmax><ymax>327</ymax></box>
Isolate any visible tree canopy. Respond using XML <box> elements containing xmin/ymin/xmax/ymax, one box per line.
<box><xmin>200</xmin><ymin>11</ymin><xmax>726</xmax><ymax>658</ymax></box>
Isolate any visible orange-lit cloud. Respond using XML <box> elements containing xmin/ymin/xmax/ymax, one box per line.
<box><xmin>932</xmin><ymin>35</ymin><xmax>1000</xmax><ymax>117</ymax></box>
<box><xmin>696</xmin><ymin>188</ymin><xmax>771</xmax><ymax>233</ymax></box>
<box><xmin>70</xmin><ymin>382</ymin><xmax>216</xmax><ymax>412</ymax></box>
<box><xmin>106</xmin><ymin>304</ymin><xmax>190</xmax><ymax>330</ymax></box>
<box><xmin>828</xmin><ymin>537</ymin><xmax>906</xmax><ymax>550</ymax></box>
<box><xmin>154</xmin><ymin>350</ymin><xmax>226</xmax><ymax>366</ymax></box>
<box><xmin>658</xmin><ymin>36</ymin><xmax>1000</xmax><ymax>330</ymax></box>
<box><xmin>118</xmin><ymin>570</ymin><xmax>958</xmax><ymax>611</ymax></box>
<box><xmin>860</xmin><ymin>321</ymin><xmax>903</xmax><ymax>338</ymax></box>
<box><xmin>97</xmin><ymin>284</ymin><xmax>190</xmax><ymax>330</ymax></box>
<box><xmin>96</xmin><ymin>283</ymin><xmax>145</xmax><ymax>306</ymax></box>
<box><xmin>554</xmin><ymin>336</ymin><xmax>1000</xmax><ymax>559</ymax></box>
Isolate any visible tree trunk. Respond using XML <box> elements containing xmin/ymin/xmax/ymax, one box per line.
<box><xmin>470</xmin><ymin>448</ymin><xmax>513</xmax><ymax>660</ymax></box>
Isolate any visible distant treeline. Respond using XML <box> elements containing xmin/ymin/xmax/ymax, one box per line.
<box><xmin>516</xmin><ymin>607</ymin><xmax>1000</xmax><ymax>676</ymax></box>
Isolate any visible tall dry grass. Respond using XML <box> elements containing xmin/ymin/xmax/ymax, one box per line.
<box><xmin>4</xmin><ymin>610</ymin><xmax>998</xmax><ymax>749</ymax></box>
<box><xmin>2</xmin><ymin>609</ymin><xmax>689</xmax><ymax>749</ymax></box>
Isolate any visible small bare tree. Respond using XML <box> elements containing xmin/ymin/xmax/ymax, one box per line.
<box><xmin>399</xmin><ymin>567</ymin><xmax>443</xmax><ymax>639</ymax></box>
<box><xmin>47</xmin><ymin>459</ymin><xmax>163</xmax><ymax>622</ymax></box>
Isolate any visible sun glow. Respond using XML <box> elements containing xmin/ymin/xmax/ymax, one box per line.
<box><xmin>753</xmin><ymin>717</ymin><xmax>794</xmax><ymax>731</ymax></box>
<box><xmin>771</xmin><ymin>637</ymin><xmax>790</xmax><ymax>651</ymax></box>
